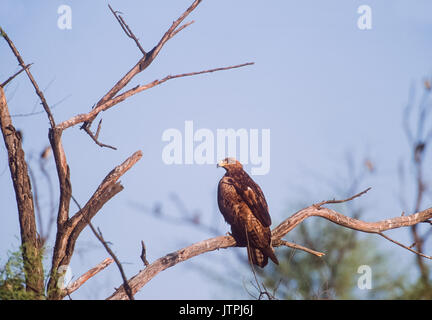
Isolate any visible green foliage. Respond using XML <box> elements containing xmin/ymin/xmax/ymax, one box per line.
<box><xmin>262</xmin><ymin>217</ymin><xmax>407</xmax><ymax>299</ymax></box>
<box><xmin>395</xmin><ymin>275</ymin><xmax>432</xmax><ymax>300</ymax></box>
<box><xmin>0</xmin><ymin>246</ymin><xmax>45</xmax><ymax>300</ymax></box>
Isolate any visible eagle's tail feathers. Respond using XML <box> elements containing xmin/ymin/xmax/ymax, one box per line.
<box><xmin>248</xmin><ymin>247</ymin><xmax>268</xmax><ymax>268</ymax></box>
<box><xmin>247</xmin><ymin>246</ymin><xmax>279</xmax><ymax>268</ymax></box>
<box><xmin>266</xmin><ymin>247</ymin><xmax>279</xmax><ymax>265</ymax></box>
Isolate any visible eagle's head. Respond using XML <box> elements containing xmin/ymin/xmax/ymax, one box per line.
<box><xmin>217</xmin><ymin>157</ymin><xmax>243</xmax><ymax>171</ymax></box>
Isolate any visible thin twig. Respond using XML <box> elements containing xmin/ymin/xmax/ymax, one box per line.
<box><xmin>65</xmin><ymin>257</ymin><xmax>114</xmax><ymax>295</ymax></box>
<box><xmin>169</xmin><ymin>20</ymin><xmax>195</xmax><ymax>39</ymax></box>
<box><xmin>10</xmin><ymin>94</ymin><xmax>70</xmax><ymax>118</ymax></box>
<box><xmin>272</xmin><ymin>239</ymin><xmax>325</xmax><ymax>257</ymax></box>
<box><xmin>70</xmin><ymin>195</ymin><xmax>135</xmax><ymax>300</ymax></box>
<box><xmin>95</xmin><ymin>119</ymin><xmax>103</xmax><ymax>140</ymax></box>
<box><xmin>140</xmin><ymin>240</ymin><xmax>150</xmax><ymax>267</ymax></box>
<box><xmin>108</xmin><ymin>4</ymin><xmax>146</xmax><ymax>56</ymax></box>
<box><xmin>378</xmin><ymin>232</ymin><xmax>432</xmax><ymax>260</ymax></box>
<box><xmin>0</xmin><ymin>27</ymin><xmax>56</xmax><ymax>128</ymax></box>
<box><xmin>82</xmin><ymin>122</ymin><xmax>117</xmax><ymax>150</ymax></box>
<box><xmin>314</xmin><ymin>187</ymin><xmax>371</xmax><ymax>208</ymax></box>
<box><xmin>0</xmin><ymin>63</ymin><xmax>33</xmax><ymax>87</ymax></box>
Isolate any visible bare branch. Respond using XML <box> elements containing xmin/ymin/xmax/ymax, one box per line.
<box><xmin>57</xmin><ymin>62</ymin><xmax>253</xmax><ymax>131</ymax></box>
<box><xmin>1</xmin><ymin>26</ymin><xmax>76</xmax><ymax>258</ymax></box>
<box><xmin>108</xmin><ymin>4</ymin><xmax>146</xmax><ymax>56</ymax></box>
<box><xmin>1</xmin><ymin>26</ymin><xmax>72</xmax><ymax>230</ymax></box>
<box><xmin>69</xmin><ymin>194</ymin><xmax>134</xmax><ymax>300</ymax></box>
<box><xmin>95</xmin><ymin>0</ymin><xmax>202</xmax><ymax>116</ymax></box>
<box><xmin>0</xmin><ymin>63</ymin><xmax>33</xmax><ymax>87</ymax></box>
<box><xmin>169</xmin><ymin>20</ymin><xmax>195</xmax><ymax>39</ymax></box>
<box><xmin>56</xmin><ymin>62</ymin><xmax>254</xmax><ymax>131</ymax></box>
<box><xmin>147</xmin><ymin>0</ymin><xmax>202</xmax><ymax>65</ymax></box>
<box><xmin>107</xmin><ymin>193</ymin><xmax>432</xmax><ymax>300</ymax></box>
<box><xmin>314</xmin><ymin>187</ymin><xmax>371</xmax><ymax>208</ymax></box>
<box><xmin>69</xmin><ymin>150</ymin><xmax>142</xmax><ymax>230</ymax></box>
<box><xmin>272</xmin><ymin>239</ymin><xmax>325</xmax><ymax>257</ymax></box>
<box><xmin>89</xmin><ymin>224</ymin><xmax>135</xmax><ymax>300</ymax></box>
<box><xmin>65</xmin><ymin>258</ymin><xmax>114</xmax><ymax>295</ymax></box>
<box><xmin>140</xmin><ymin>240</ymin><xmax>150</xmax><ymax>267</ymax></box>
<box><xmin>107</xmin><ymin>235</ymin><xmax>235</xmax><ymax>300</ymax></box>
<box><xmin>0</xmin><ymin>27</ymin><xmax>55</xmax><ymax>128</ymax></box>
<box><xmin>81</xmin><ymin>121</ymin><xmax>117</xmax><ymax>150</ymax></box>
<box><xmin>378</xmin><ymin>232</ymin><xmax>432</xmax><ymax>260</ymax></box>
<box><xmin>47</xmin><ymin>150</ymin><xmax>142</xmax><ymax>299</ymax></box>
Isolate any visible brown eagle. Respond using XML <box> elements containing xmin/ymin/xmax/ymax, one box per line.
<box><xmin>217</xmin><ymin>157</ymin><xmax>278</xmax><ymax>267</ymax></box>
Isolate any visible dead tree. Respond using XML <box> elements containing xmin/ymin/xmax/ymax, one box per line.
<box><xmin>1</xmin><ymin>1</ymin><xmax>431</xmax><ymax>300</ymax></box>
<box><xmin>1</xmin><ymin>0</ymin><xmax>251</xmax><ymax>300</ymax></box>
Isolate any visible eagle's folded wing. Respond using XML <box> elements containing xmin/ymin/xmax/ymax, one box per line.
<box><xmin>229</xmin><ymin>174</ymin><xmax>272</xmax><ymax>227</ymax></box>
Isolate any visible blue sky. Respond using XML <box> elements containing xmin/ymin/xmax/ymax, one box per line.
<box><xmin>1</xmin><ymin>1</ymin><xmax>432</xmax><ymax>299</ymax></box>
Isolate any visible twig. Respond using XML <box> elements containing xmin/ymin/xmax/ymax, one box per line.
<box><xmin>10</xmin><ymin>94</ymin><xmax>70</xmax><ymax>118</ymax></box>
<box><xmin>314</xmin><ymin>187</ymin><xmax>371</xmax><ymax>208</ymax></box>
<box><xmin>0</xmin><ymin>63</ymin><xmax>33</xmax><ymax>87</ymax></box>
<box><xmin>0</xmin><ymin>27</ymin><xmax>56</xmax><ymax>128</ymax></box>
<box><xmin>140</xmin><ymin>240</ymin><xmax>150</xmax><ymax>267</ymax></box>
<box><xmin>81</xmin><ymin>121</ymin><xmax>117</xmax><ymax>150</ymax></box>
<box><xmin>70</xmin><ymin>195</ymin><xmax>135</xmax><ymax>300</ymax></box>
<box><xmin>95</xmin><ymin>119</ymin><xmax>103</xmax><ymax>140</ymax></box>
<box><xmin>108</xmin><ymin>4</ymin><xmax>146</xmax><ymax>56</ymax></box>
<box><xmin>378</xmin><ymin>232</ymin><xmax>432</xmax><ymax>260</ymax></box>
<box><xmin>272</xmin><ymin>239</ymin><xmax>325</xmax><ymax>257</ymax></box>
<box><xmin>169</xmin><ymin>20</ymin><xmax>195</xmax><ymax>39</ymax></box>
<box><xmin>65</xmin><ymin>257</ymin><xmax>114</xmax><ymax>295</ymax></box>
<box><xmin>91</xmin><ymin>225</ymin><xmax>135</xmax><ymax>300</ymax></box>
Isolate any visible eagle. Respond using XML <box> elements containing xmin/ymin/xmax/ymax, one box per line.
<box><xmin>217</xmin><ymin>157</ymin><xmax>278</xmax><ymax>268</ymax></box>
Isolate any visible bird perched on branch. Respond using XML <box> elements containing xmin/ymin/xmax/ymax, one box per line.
<box><xmin>217</xmin><ymin>157</ymin><xmax>278</xmax><ymax>267</ymax></box>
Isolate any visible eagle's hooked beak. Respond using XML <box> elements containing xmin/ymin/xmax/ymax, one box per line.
<box><xmin>217</xmin><ymin>160</ymin><xmax>226</xmax><ymax>168</ymax></box>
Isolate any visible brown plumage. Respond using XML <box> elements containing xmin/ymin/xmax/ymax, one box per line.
<box><xmin>217</xmin><ymin>157</ymin><xmax>278</xmax><ymax>268</ymax></box>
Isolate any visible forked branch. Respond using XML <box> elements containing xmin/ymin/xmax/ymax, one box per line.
<box><xmin>55</xmin><ymin>0</ymin><xmax>253</xmax><ymax>150</ymax></box>
<box><xmin>107</xmin><ymin>189</ymin><xmax>432</xmax><ymax>300</ymax></box>
<box><xmin>47</xmin><ymin>151</ymin><xmax>142</xmax><ymax>299</ymax></box>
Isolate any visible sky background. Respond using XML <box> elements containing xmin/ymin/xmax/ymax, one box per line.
<box><xmin>1</xmin><ymin>0</ymin><xmax>432</xmax><ymax>299</ymax></box>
